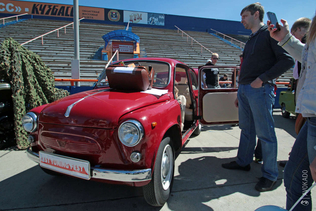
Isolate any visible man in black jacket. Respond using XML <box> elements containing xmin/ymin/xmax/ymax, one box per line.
<box><xmin>203</xmin><ymin>53</ymin><xmax>220</xmax><ymax>88</ymax></box>
<box><xmin>222</xmin><ymin>3</ymin><xmax>294</xmax><ymax>192</ymax></box>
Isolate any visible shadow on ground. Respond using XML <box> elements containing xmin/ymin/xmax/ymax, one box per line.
<box><xmin>0</xmin><ymin>148</ymin><xmax>285</xmax><ymax>211</ymax></box>
<box><xmin>166</xmin><ymin>155</ymin><xmax>284</xmax><ymax>211</ymax></box>
<box><xmin>0</xmin><ymin>165</ymin><xmax>156</xmax><ymax>211</ymax></box>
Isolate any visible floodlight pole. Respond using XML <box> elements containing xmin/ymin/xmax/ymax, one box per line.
<box><xmin>71</xmin><ymin>0</ymin><xmax>80</xmax><ymax>86</ymax></box>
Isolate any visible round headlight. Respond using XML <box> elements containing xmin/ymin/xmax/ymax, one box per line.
<box><xmin>22</xmin><ymin>112</ymin><xmax>37</xmax><ymax>132</ymax></box>
<box><xmin>118</xmin><ymin>120</ymin><xmax>144</xmax><ymax>147</ymax></box>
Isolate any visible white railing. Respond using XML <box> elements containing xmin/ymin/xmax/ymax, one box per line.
<box><xmin>209</xmin><ymin>28</ymin><xmax>245</xmax><ymax>49</ymax></box>
<box><xmin>126</xmin><ymin>21</ymin><xmax>130</xmax><ymax>31</ymax></box>
<box><xmin>0</xmin><ymin>13</ymin><xmax>28</xmax><ymax>25</ymax></box>
<box><xmin>21</xmin><ymin>17</ymin><xmax>85</xmax><ymax>46</ymax></box>
<box><xmin>175</xmin><ymin>25</ymin><xmax>213</xmax><ymax>54</ymax></box>
<box><xmin>105</xmin><ymin>50</ymin><xmax>119</xmax><ymax>69</ymax></box>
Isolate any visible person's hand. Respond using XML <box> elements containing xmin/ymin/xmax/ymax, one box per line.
<box><xmin>310</xmin><ymin>157</ymin><xmax>316</xmax><ymax>182</ymax></box>
<box><xmin>250</xmin><ymin>77</ymin><xmax>263</xmax><ymax>88</ymax></box>
<box><xmin>234</xmin><ymin>98</ymin><xmax>238</xmax><ymax>108</ymax></box>
<box><xmin>267</xmin><ymin>19</ymin><xmax>290</xmax><ymax>42</ymax></box>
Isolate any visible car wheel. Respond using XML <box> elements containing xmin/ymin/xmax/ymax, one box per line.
<box><xmin>40</xmin><ymin>167</ymin><xmax>63</xmax><ymax>176</ymax></box>
<box><xmin>192</xmin><ymin>123</ymin><xmax>201</xmax><ymax>137</ymax></box>
<box><xmin>281</xmin><ymin>103</ymin><xmax>290</xmax><ymax>118</ymax></box>
<box><xmin>143</xmin><ymin>137</ymin><xmax>174</xmax><ymax>207</ymax></box>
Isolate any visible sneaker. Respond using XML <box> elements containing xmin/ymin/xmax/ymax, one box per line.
<box><xmin>222</xmin><ymin>161</ymin><xmax>251</xmax><ymax>171</ymax></box>
<box><xmin>254</xmin><ymin>158</ymin><xmax>263</xmax><ymax>164</ymax></box>
<box><xmin>255</xmin><ymin>177</ymin><xmax>276</xmax><ymax>192</ymax></box>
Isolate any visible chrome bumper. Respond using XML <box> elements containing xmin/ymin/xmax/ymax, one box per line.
<box><xmin>26</xmin><ymin>149</ymin><xmax>152</xmax><ymax>182</ymax></box>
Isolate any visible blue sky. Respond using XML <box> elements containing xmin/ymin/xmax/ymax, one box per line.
<box><xmin>22</xmin><ymin>0</ymin><xmax>315</xmax><ymax>30</ymax></box>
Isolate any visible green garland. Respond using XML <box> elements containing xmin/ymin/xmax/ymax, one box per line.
<box><xmin>0</xmin><ymin>38</ymin><xmax>69</xmax><ymax>149</ymax></box>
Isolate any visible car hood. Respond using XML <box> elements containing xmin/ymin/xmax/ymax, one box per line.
<box><xmin>39</xmin><ymin>88</ymin><xmax>171</xmax><ymax>128</ymax></box>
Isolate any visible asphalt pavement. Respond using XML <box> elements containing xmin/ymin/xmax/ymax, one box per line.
<box><xmin>1</xmin><ymin>111</ymin><xmax>315</xmax><ymax>211</ymax></box>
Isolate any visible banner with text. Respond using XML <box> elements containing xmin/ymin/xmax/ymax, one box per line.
<box><xmin>124</xmin><ymin>11</ymin><xmax>147</xmax><ymax>24</ymax></box>
<box><xmin>0</xmin><ymin>1</ymin><xmax>165</xmax><ymax>25</ymax></box>
<box><xmin>148</xmin><ymin>13</ymin><xmax>165</xmax><ymax>26</ymax></box>
<box><xmin>123</xmin><ymin>10</ymin><xmax>165</xmax><ymax>26</ymax></box>
<box><xmin>0</xmin><ymin>0</ymin><xmax>104</xmax><ymax>20</ymax></box>
<box><xmin>112</xmin><ymin>41</ymin><xmax>134</xmax><ymax>53</ymax></box>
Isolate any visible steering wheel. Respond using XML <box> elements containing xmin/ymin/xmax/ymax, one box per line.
<box><xmin>154</xmin><ymin>78</ymin><xmax>165</xmax><ymax>85</ymax></box>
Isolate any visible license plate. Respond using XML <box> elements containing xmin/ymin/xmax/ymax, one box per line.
<box><xmin>39</xmin><ymin>151</ymin><xmax>91</xmax><ymax>180</ymax></box>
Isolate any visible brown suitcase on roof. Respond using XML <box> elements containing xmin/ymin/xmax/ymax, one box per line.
<box><xmin>106</xmin><ymin>66</ymin><xmax>150</xmax><ymax>91</ymax></box>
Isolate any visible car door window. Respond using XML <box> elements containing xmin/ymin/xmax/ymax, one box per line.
<box><xmin>202</xmin><ymin>67</ymin><xmax>239</xmax><ymax>89</ymax></box>
<box><xmin>199</xmin><ymin>66</ymin><xmax>239</xmax><ymax>125</ymax></box>
<box><xmin>188</xmin><ymin>69</ymin><xmax>198</xmax><ymax>90</ymax></box>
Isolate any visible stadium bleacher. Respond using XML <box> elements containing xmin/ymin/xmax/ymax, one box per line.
<box><xmin>0</xmin><ymin>18</ymin><xmax>293</xmax><ymax>86</ymax></box>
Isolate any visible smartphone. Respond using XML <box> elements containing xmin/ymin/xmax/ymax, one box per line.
<box><xmin>267</xmin><ymin>12</ymin><xmax>280</xmax><ymax>30</ymax></box>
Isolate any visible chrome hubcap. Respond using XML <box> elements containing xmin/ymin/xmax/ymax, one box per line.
<box><xmin>161</xmin><ymin>144</ymin><xmax>173</xmax><ymax>190</ymax></box>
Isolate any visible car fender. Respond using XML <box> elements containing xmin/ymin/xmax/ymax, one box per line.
<box><xmin>29</xmin><ymin>104</ymin><xmax>49</xmax><ymax>115</ymax></box>
<box><xmin>118</xmin><ymin>99</ymin><xmax>181</xmax><ymax>170</ymax></box>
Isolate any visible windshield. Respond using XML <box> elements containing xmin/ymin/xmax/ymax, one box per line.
<box><xmin>95</xmin><ymin>60</ymin><xmax>170</xmax><ymax>89</ymax></box>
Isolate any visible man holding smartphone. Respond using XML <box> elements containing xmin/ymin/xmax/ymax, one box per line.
<box><xmin>222</xmin><ymin>3</ymin><xmax>294</xmax><ymax>192</ymax></box>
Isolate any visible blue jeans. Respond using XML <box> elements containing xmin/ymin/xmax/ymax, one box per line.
<box><xmin>236</xmin><ymin>84</ymin><xmax>278</xmax><ymax>181</ymax></box>
<box><xmin>255</xmin><ymin>139</ymin><xmax>263</xmax><ymax>160</ymax></box>
<box><xmin>284</xmin><ymin>117</ymin><xmax>316</xmax><ymax>211</ymax></box>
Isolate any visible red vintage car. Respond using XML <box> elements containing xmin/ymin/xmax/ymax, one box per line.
<box><xmin>23</xmin><ymin>57</ymin><xmax>238</xmax><ymax>206</ymax></box>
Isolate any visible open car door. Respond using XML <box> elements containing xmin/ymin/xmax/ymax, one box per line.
<box><xmin>198</xmin><ymin>65</ymin><xmax>239</xmax><ymax>125</ymax></box>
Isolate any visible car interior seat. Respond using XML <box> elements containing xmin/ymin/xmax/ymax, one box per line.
<box><xmin>175</xmin><ymin>74</ymin><xmax>194</xmax><ymax>123</ymax></box>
